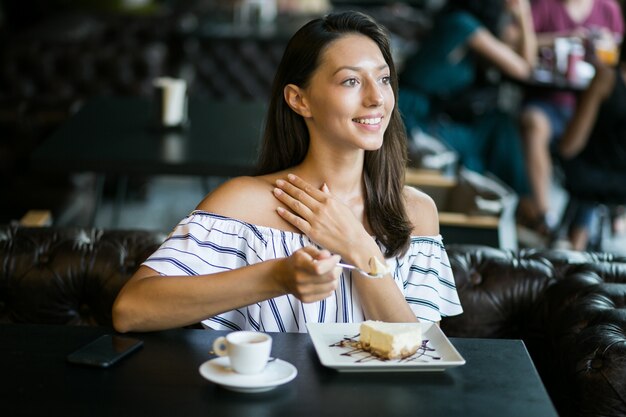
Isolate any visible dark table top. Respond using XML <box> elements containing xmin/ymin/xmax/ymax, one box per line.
<box><xmin>32</xmin><ymin>97</ymin><xmax>267</xmax><ymax>177</ymax></box>
<box><xmin>522</xmin><ymin>68</ymin><xmax>591</xmax><ymax>93</ymax></box>
<box><xmin>1</xmin><ymin>324</ymin><xmax>558</xmax><ymax>417</ymax></box>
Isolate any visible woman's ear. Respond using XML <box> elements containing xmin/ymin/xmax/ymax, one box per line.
<box><xmin>284</xmin><ymin>84</ymin><xmax>312</xmax><ymax>117</ymax></box>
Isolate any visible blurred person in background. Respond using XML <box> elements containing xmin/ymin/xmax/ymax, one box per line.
<box><xmin>557</xmin><ymin>40</ymin><xmax>626</xmax><ymax>249</ymax></box>
<box><xmin>398</xmin><ymin>0</ymin><xmax>537</xmax><ymax>201</ymax></box>
<box><xmin>517</xmin><ymin>0</ymin><xmax>623</xmax><ymax>239</ymax></box>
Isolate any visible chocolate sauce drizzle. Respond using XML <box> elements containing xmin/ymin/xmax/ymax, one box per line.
<box><xmin>329</xmin><ymin>333</ymin><xmax>441</xmax><ymax>363</ymax></box>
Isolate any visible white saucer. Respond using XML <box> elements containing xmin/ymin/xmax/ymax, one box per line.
<box><xmin>199</xmin><ymin>357</ymin><xmax>297</xmax><ymax>393</ymax></box>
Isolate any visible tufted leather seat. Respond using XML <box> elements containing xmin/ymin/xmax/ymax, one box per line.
<box><xmin>443</xmin><ymin>245</ymin><xmax>626</xmax><ymax>417</ymax></box>
<box><xmin>1</xmin><ymin>224</ymin><xmax>626</xmax><ymax>416</ymax></box>
<box><xmin>443</xmin><ymin>245</ymin><xmax>556</xmax><ymax>339</ymax></box>
<box><xmin>0</xmin><ymin>224</ymin><xmax>165</xmax><ymax>326</ymax></box>
<box><xmin>539</xmin><ymin>262</ymin><xmax>626</xmax><ymax>417</ymax></box>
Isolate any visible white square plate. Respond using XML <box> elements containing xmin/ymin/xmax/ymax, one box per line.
<box><xmin>307</xmin><ymin>322</ymin><xmax>466</xmax><ymax>372</ymax></box>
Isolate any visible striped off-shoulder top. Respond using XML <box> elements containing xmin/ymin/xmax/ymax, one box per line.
<box><xmin>143</xmin><ymin>210</ymin><xmax>463</xmax><ymax>332</ymax></box>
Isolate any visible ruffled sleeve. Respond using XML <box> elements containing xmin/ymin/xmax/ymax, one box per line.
<box><xmin>142</xmin><ymin>211</ymin><xmax>273</xmax><ymax>277</ymax></box>
<box><xmin>399</xmin><ymin>236</ymin><xmax>463</xmax><ymax>322</ymax></box>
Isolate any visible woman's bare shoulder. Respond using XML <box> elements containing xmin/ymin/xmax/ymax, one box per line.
<box><xmin>196</xmin><ymin>174</ymin><xmax>297</xmax><ymax>230</ymax></box>
<box><xmin>197</xmin><ymin>176</ymin><xmax>274</xmax><ymax>219</ymax></box>
<box><xmin>403</xmin><ymin>185</ymin><xmax>440</xmax><ymax>236</ymax></box>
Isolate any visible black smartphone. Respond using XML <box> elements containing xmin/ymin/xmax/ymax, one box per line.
<box><xmin>67</xmin><ymin>334</ymin><xmax>143</xmax><ymax>368</ymax></box>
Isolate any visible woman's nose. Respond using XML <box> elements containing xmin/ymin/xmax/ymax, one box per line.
<box><xmin>364</xmin><ymin>83</ymin><xmax>384</xmax><ymax>107</ymax></box>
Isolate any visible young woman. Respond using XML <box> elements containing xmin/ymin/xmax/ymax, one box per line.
<box><xmin>112</xmin><ymin>11</ymin><xmax>463</xmax><ymax>333</ymax></box>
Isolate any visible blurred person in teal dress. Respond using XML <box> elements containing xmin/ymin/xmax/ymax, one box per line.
<box><xmin>399</xmin><ymin>0</ymin><xmax>537</xmax><ymax>198</ymax></box>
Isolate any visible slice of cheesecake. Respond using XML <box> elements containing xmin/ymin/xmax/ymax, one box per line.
<box><xmin>359</xmin><ymin>320</ymin><xmax>422</xmax><ymax>359</ymax></box>
<box><xmin>368</xmin><ymin>257</ymin><xmax>390</xmax><ymax>276</ymax></box>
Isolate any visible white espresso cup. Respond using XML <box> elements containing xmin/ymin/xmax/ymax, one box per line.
<box><xmin>212</xmin><ymin>331</ymin><xmax>272</xmax><ymax>375</ymax></box>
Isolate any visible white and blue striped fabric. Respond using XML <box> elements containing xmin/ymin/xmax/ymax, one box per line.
<box><xmin>143</xmin><ymin>210</ymin><xmax>463</xmax><ymax>332</ymax></box>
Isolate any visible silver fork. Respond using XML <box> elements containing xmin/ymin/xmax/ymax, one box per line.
<box><xmin>336</xmin><ymin>262</ymin><xmax>386</xmax><ymax>278</ymax></box>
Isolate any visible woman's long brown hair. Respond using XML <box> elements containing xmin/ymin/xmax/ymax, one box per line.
<box><xmin>256</xmin><ymin>11</ymin><xmax>412</xmax><ymax>257</ymax></box>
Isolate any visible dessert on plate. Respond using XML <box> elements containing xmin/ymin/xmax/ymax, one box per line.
<box><xmin>359</xmin><ymin>320</ymin><xmax>422</xmax><ymax>359</ymax></box>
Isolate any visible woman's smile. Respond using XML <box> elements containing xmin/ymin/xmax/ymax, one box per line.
<box><xmin>352</xmin><ymin>115</ymin><xmax>384</xmax><ymax>131</ymax></box>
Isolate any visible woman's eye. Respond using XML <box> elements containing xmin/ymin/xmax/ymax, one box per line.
<box><xmin>342</xmin><ymin>78</ymin><xmax>359</xmax><ymax>87</ymax></box>
<box><xmin>381</xmin><ymin>76</ymin><xmax>391</xmax><ymax>85</ymax></box>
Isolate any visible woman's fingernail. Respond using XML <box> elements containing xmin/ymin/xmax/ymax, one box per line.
<box><xmin>273</xmin><ymin>188</ymin><xmax>282</xmax><ymax>195</ymax></box>
<box><xmin>287</xmin><ymin>173</ymin><xmax>295</xmax><ymax>181</ymax></box>
<box><xmin>276</xmin><ymin>179</ymin><xmax>285</xmax><ymax>186</ymax></box>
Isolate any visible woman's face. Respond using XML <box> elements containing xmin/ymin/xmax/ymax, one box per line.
<box><xmin>299</xmin><ymin>33</ymin><xmax>394</xmax><ymax>151</ymax></box>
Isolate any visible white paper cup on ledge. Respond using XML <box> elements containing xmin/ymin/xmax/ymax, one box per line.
<box><xmin>212</xmin><ymin>331</ymin><xmax>272</xmax><ymax>375</ymax></box>
<box><xmin>153</xmin><ymin>77</ymin><xmax>188</xmax><ymax>129</ymax></box>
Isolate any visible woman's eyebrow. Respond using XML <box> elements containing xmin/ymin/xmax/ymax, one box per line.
<box><xmin>333</xmin><ymin>64</ymin><xmax>389</xmax><ymax>75</ymax></box>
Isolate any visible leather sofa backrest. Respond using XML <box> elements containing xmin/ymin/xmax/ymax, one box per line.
<box><xmin>443</xmin><ymin>244</ymin><xmax>556</xmax><ymax>339</ymax></box>
<box><xmin>0</xmin><ymin>224</ymin><xmax>165</xmax><ymax>326</ymax></box>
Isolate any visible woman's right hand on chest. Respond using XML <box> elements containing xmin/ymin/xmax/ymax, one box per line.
<box><xmin>273</xmin><ymin>174</ymin><xmax>373</xmax><ymax>259</ymax></box>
